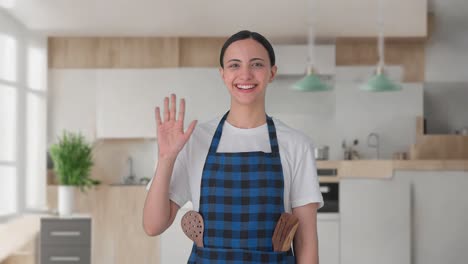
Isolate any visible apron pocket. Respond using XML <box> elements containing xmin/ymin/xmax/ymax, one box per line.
<box><xmin>195</xmin><ymin>246</ymin><xmax>295</xmax><ymax>264</ymax></box>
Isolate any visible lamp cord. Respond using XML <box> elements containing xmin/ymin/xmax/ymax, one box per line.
<box><xmin>378</xmin><ymin>0</ymin><xmax>385</xmax><ymax>69</ymax></box>
<box><xmin>307</xmin><ymin>0</ymin><xmax>316</xmax><ymax>69</ymax></box>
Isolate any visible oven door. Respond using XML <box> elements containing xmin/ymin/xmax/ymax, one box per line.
<box><xmin>318</xmin><ymin>182</ymin><xmax>339</xmax><ymax>213</ymax></box>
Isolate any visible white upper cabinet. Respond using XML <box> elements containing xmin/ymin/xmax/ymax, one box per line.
<box><xmin>96</xmin><ymin>68</ymin><xmax>228</xmax><ymax>139</ymax></box>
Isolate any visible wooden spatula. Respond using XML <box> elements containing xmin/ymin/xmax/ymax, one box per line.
<box><xmin>181</xmin><ymin>210</ymin><xmax>204</xmax><ymax>247</ymax></box>
<box><xmin>272</xmin><ymin>213</ymin><xmax>299</xmax><ymax>252</ymax></box>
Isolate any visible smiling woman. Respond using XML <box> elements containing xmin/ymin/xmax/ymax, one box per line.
<box><xmin>143</xmin><ymin>30</ymin><xmax>324</xmax><ymax>264</ymax></box>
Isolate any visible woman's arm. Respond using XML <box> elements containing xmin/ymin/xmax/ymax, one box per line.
<box><xmin>292</xmin><ymin>203</ymin><xmax>320</xmax><ymax>264</ymax></box>
<box><xmin>142</xmin><ymin>94</ymin><xmax>197</xmax><ymax>236</ymax></box>
<box><xmin>143</xmin><ymin>158</ymin><xmax>180</xmax><ymax>236</ymax></box>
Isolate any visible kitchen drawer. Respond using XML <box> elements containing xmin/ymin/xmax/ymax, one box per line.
<box><xmin>41</xmin><ymin>245</ymin><xmax>90</xmax><ymax>264</ymax></box>
<box><xmin>41</xmin><ymin>218</ymin><xmax>91</xmax><ymax>246</ymax></box>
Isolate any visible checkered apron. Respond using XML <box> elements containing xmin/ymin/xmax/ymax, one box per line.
<box><xmin>187</xmin><ymin>112</ymin><xmax>295</xmax><ymax>263</ymax></box>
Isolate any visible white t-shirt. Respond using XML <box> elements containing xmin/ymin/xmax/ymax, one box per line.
<box><xmin>147</xmin><ymin>115</ymin><xmax>324</xmax><ymax>213</ymax></box>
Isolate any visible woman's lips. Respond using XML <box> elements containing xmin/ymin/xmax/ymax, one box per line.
<box><xmin>235</xmin><ymin>84</ymin><xmax>257</xmax><ymax>92</ymax></box>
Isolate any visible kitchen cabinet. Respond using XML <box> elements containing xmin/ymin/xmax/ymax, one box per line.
<box><xmin>47</xmin><ymin>186</ymin><xmax>160</xmax><ymax>264</ymax></box>
<box><xmin>96</xmin><ymin>68</ymin><xmax>228</xmax><ymax>138</ymax></box>
<box><xmin>40</xmin><ymin>217</ymin><xmax>91</xmax><ymax>264</ymax></box>
<box><xmin>317</xmin><ymin>213</ymin><xmax>340</xmax><ymax>264</ymax></box>
<box><xmin>160</xmin><ymin>203</ymin><xmax>194</xmax><ymax>263</ymax></box>
<box><xmin>48</xmin><ymin>37</ymin><xmax>180</xmax><ymax>68</ymax></box>
<box><xmin>340</xmin><ymin>178</ymin><xmax>410</xmax><ymax>264</ymax></box>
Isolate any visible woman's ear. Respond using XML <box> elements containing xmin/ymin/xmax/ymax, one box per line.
<box><xmin>219</xmin><ymin>67</ymin><xmax>224</xmax><ymax>79</ymax></box>
<box><xmin>269</xmin><ymin>65</ymin><xmax>278</xmax><ymax>83</ymax></box>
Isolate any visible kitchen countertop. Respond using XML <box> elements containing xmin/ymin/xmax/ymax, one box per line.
<box><xmin>317</xmin><ymin>159</ymin><xmax>468</xmax><ymax>180</ymax></box>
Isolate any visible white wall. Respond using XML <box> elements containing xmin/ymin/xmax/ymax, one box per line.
<box><xmin>424</xmin><ymin>82</ymin><xmax>468</xmax><ymax>134</ymax></box>
<box><xmin>426</xmin><ymin>0</ymin><xmax>468</xmax><ymax>82</ymax></box>
<box><xmin>423</xmin><ymin>0</ymin><xmax>468</xmax><ymax>134</ymax></box>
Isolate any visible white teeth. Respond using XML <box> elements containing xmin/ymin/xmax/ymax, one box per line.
<box><xmin>236</xmin><ymin>84</ymin><xmax>256</xmax><ymax>89</ymax></box>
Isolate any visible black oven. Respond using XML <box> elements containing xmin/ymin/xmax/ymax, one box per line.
<box><xmin>318</xmin><ymin>182</ymin><xmax>339</xmax><ymax>213</ymax></box>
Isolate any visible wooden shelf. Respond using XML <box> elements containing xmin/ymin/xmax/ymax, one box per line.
<box><xmin>411</xmin><ymin>116</ymin><xmax>468</xmax><ymax>160</ymax></box>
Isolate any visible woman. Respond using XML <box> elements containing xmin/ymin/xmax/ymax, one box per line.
<box><xmin>143</xmin><ymin>30</ymin><xmax>323</xmax><ymax>264</ymax></box>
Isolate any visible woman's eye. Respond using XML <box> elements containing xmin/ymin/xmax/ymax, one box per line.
<box><xmin>252</xmin><ymin>62</ymin><xmax>264</xmax><ymax>68</ymax></box>
<box><xmin>228</xmin><ymin>63</ymin><xmax>240</xmax><ymax>69</ymax></box>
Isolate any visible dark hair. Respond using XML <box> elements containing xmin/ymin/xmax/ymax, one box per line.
<box><xmin>219</xmin><ymin>30</ymin><xmax>276</xmax><ymax>68</ymax></box>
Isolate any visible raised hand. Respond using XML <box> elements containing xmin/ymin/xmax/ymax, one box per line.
<box><xmin>155</xmin><ymin>94</ymin><xmax>197</xmax><ymax>160</ymax></box>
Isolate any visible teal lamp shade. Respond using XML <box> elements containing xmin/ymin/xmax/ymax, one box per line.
<box><xmin>360</xmin><ymin>66</ymin><xmax>402</xmax><ymax>92</ymax></box>
<box><xmin>292</xmin><ymin>67</ymin><xmax>332</xmax><ymax>92</ymax></box>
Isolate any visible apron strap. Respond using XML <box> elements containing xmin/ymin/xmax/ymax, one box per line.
<box><xmin>207</xmin><ymin>111</ymin><xmax>280</xmax><ymax>155</ymax></box>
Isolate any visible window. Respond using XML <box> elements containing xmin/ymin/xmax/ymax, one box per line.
<box><xmin>0</xmin><ymin>20</ymin><xmax>47</xmax><ymax>219</ymax></box>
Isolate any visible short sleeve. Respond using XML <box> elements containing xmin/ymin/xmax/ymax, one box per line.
<box><xmin>290</xmin><ymin>142</ymin><xmax>324</xmax><ymax>209</ymax></box>
<box><xmin>146</xmin><ymin>147</ymin><xmax>191</xmax><ymax>208</ymax></box>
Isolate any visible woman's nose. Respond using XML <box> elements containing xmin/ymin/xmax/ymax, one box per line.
<box><xmin>238</xmin><ymin>66</ymin><xmax>253</xmax><ymax>80</ymax></box>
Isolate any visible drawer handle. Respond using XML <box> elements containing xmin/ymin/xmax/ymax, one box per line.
<box><xmin>50</xmin><ymin>256</ymin><xmax>80</xmax><ymax>262</ymax></box>
<box><xmin>50</xmin><ymin>231</ymin><xmax>81</xmax><ymax>237</ymax></box>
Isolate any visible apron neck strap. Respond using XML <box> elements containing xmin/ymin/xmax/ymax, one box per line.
<box><xmin>208</xmin><ymin>111</ymin><xmax>280</xmax><ymax>154</ymax></box>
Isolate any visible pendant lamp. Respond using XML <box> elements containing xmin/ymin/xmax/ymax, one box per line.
<box><xmin>360</xmin><ymin>0</ymin><xmax>401</xmax><ymax>92</ymax></box>
<box><xmin>292</xmin><ymin>0</ymin><xmax>331</xmax><ymax>92</ymax></box>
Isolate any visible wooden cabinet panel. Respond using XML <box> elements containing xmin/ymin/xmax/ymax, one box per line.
<box><xmin>48</xmin><ymin>38</ymin><xmax>98</xmax><ymax>68</ymax></box>
<box><xmin>179</xmin><ymin>37</ymin><xmax>226</xmax><ymax>67</ymax></box>
<box><xmin>336</xmin><ymin>38</ymin><xmax>425</xmax><ymax>82</ymax></box>
<box><xmin>49</xmin><ymin>37</ymin><xmax>179</xmax><ymax>68</ymax></box>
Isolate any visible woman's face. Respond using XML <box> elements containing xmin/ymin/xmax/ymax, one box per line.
<box><xmin>220</xmin><ymin>38</ymin><xmax>277</xmax><ymax>107</ymax></box>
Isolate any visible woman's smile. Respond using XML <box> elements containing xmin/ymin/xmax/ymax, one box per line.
<box><xmin>235</xmin><ymin>83</ymin><xmax>258</xmax><ymax>92</ymax></box>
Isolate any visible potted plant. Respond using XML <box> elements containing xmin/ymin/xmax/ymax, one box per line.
<box><xmin>49</xmin><ymin>131</ymin><xmax>100</xmax><ymax>216</ymax></box>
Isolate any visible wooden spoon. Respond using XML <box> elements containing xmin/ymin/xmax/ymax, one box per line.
<box><xmin>272</xmin><ymin>213</ymin><xmax>299</xmax><ymax>252</ymax></box>
<box><xmin>181</xmin><ymin>210</ymin><xmax>204</xmax><ymax>247</ymax></box>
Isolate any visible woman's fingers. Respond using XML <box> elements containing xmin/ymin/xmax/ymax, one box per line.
<box><xmin>184</xmin><ymin>120</ymin><xmax>197</xmax><ymax>140</ymax></box>
<box><xmin>178</xmin><ymin>98</ymin><xmax>185</xmax><ymax>123</ymax></box>
<box><xmin>155</xmin><ymin>107</ymin><xmax>162</xmax><ymax>127</ymax></box>
<box><xmin>163</xmin><ymin>97</ymin><xmax>169</xmax><ymax>122</ymax></box>
<box><xmin>169</xmin><ymin>94</ymin><xmax>176</xmax><ymax>121</ymax></box>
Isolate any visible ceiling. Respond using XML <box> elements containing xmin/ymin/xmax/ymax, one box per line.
<box><xmin>2</xmin><ymin>0</ymin><xmax>427</xmax><ymax>39</ymax></box>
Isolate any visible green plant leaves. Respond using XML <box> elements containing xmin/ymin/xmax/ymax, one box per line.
<box><xmin>49</xmin><ymin>131</ymin><xmax>100</xmax><ymax>191</ymax></box>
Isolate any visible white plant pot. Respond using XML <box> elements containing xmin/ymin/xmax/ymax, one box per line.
<box><xmin>58</xmin><ymin>185</ymin><xmax>75</xmax><ymax>216</ymax></box>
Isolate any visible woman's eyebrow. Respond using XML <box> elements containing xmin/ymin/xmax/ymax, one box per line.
<box><xmin>226</xmin><ymin>58</ymin><xmax>265</xmax><ymax>63</ymax></box>
<box><xmin>250</xmin><ymin>58</ymin><xmax>265</xmax><ymax>62</ymax></box>
<box><xmin>227</xmin><ymin>59</ymin><xmax>241</xmax><ymax>63</ymax></box>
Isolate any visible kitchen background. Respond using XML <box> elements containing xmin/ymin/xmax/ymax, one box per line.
<box><xmin>48</xmin><ymin>68</ymin><xmax>424</xmax><ymax>184</ymax></box>
<box><xmin>2</xmin><ymin>0</ymin><xmax>468</xmax><ymax>264</ymax></box>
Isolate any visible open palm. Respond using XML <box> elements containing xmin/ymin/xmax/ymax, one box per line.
<box><xmin>155</xmin><ymin>94</ymin><xmax>197</xmax><ymax>159</ymax></box>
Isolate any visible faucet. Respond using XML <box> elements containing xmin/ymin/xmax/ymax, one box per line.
<box><xmin>367</xmin><ymin>133</ymin><xmax>380</xmax><ymax>159</ymax></box>
<box><xmin>124</xmin><ymin>156</ymin><xmax>136</xmax><ymax>184</ymax></box>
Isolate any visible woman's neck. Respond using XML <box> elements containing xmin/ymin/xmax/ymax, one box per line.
<box><xmin>226</xmin><ymin>105</ymin><xmax>266</xmax><ymax>129</ymax></box>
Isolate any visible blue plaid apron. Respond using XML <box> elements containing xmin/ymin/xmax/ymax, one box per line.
<box><xmin>187</xmin><ymin>112</ymin><xmax>295</xmax><ymax>264</ymax></box>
